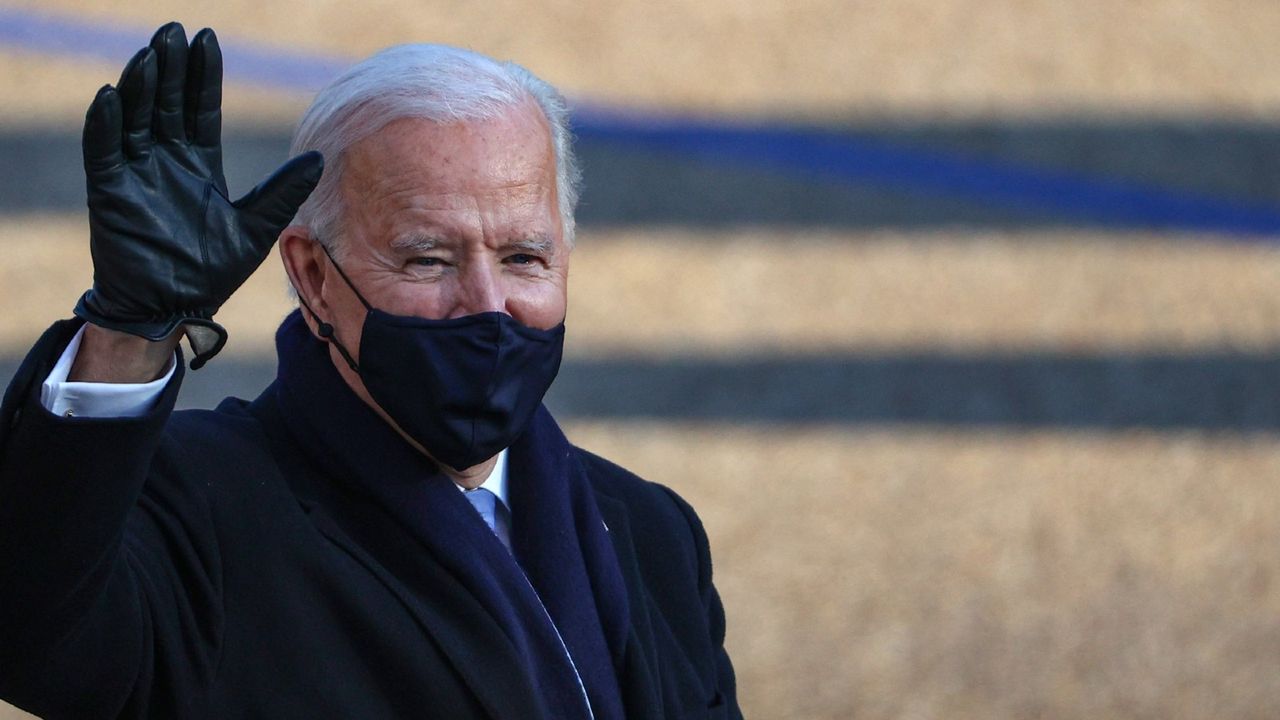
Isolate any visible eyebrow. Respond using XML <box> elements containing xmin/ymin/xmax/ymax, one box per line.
<box><xmin>388</xmin><ymin>234</ymin><xmax>443</xmax><ymax>254</ymax></box>
<box><xmin>387</xmin><ymin>233</ymin><xmax>557</xmax><ymax>255</ymax></box>
<box><xmin>506</xmin><ymin>235</ymin><xmax>556</xmax><ymax>255</ymax></box>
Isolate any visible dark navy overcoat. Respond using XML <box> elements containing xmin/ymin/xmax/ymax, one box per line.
<box><xmin>0</xmin><ymin>319</ymin><xmax>740</xmax><ymax>720</ymax></box>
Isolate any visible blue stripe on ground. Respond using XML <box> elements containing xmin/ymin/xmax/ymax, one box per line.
<box><xmin>2</xmin><ymin>8</ymin><xmax>1279</xmax><ymax>236</ymax></box>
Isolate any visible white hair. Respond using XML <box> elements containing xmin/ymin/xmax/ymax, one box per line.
<box><xmin>288</xmin><ymin>44</ymin><xmax>581</xmax><ymax>255</ymax></box>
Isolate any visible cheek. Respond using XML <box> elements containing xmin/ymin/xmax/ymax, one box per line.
<box><xmin>507</xmin><ymin>279</ymin><xmax>568</xmax><ymax>329</ymax></box>
<box><xmin>381</xmin><ymin>284</ymin><xmax>456</xmax><ymax>320</ymax></box>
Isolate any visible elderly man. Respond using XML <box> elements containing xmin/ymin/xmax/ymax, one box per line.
<box><xmin>0</xmin><ymin>22</ymin><xmax>739</xmax><ymax>720</ymax></box>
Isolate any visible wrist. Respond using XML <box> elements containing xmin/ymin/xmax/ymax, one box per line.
<box><xmin>69</xmin><ymin>323</ymin><xmax>180</xmax><ymax>383</ymax></box>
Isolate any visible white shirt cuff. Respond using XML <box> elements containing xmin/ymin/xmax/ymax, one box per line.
<box><xmin>39</xmin><ymin>325</ymin><xmax>177</xmax><ymax>418</ymax></box>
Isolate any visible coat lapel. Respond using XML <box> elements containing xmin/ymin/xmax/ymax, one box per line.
<box><xmin>301</xmin><ymin>497</ymin><xmax>536</xmax><ymax>720</ymax></box>
<box><xmin>592</xmin><ymin>491</ymin><xmax>665</xmax><ymax>720</ymax></box>
<box><xmin>251</xmin><ymin>385</ymin><xmax>538</xmax><ymax>720</ymax></box>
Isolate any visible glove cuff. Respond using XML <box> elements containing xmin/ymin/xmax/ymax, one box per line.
<box><xmin>181</xmin><ymin>319</ymin><xmax>228</xmax><ymax>370</ymax></box>
<box><xmin>73</xmin><ymin>290</ymin><xmax>227</xmax><ymax>370</ymax></box>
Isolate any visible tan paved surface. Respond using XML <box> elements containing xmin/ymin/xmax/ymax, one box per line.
<box><xmin>567</xmin><ymin>424</ymin><xmax>1280</xmax><ymax>720</ymax></box>
<box><xmin>1</xmin><ymin>1</ymin><xmax>1279</xmax><ymax>122</ymax></box>
<box><xmin>0</xmin><ymin>48</ymin><xmax>308</xmax><ymax>128</ymax></box>
<box><xmin>5</xmin><ymin>220</ymin><xmax>1280</xmax><ymax>356</ymax></box>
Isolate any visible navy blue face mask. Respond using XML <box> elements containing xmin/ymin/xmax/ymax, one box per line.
<box><xmin>299</xmin><ymin>244</ymin><xmax>565</xmax><ymax>471</ymax></box>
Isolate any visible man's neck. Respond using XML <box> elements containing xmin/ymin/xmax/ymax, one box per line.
<box><xmin>445</xmin><ymin>454</ymin><xmax>499</xmax><ymax>489</ymax></box>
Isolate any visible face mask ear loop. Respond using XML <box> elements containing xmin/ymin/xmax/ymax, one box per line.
<box><xmin>316</xmin><ymin>239</ymin><xmax>375</xmax><ymax>312</ymax></box>
<box><xmin>296</xmin><ymin>293</ymin><xmax>361</xmax><ymax>373</ymax></box>
<box><xmin>295</xmin><ymin>236</ymin><xmax>364</xmax><ymax>373</ymax></box>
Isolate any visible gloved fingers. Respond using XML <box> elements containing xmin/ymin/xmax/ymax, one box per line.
<box><xmin>117</xmin><ymin>47</ymin><xmax>157</xmax><ymax>160</ymax></box>
<box><xmin>149</xmin><ymin>22</ymin><xmax>189</xmax><ymax>144</ymax></box>
<box><xmin>82</xmin><ymin>85</ymin><xmax>125</xmax><ymax>173</ymax></box>
<box><xmin>235</xmin><ymin>151</ymin><xmax>325</xmax><ymax>244</ymax></box>
<box><xmin>186</xmin><ymin>28</ymin><xmax>223</xmax><ymax>149</ymax></box>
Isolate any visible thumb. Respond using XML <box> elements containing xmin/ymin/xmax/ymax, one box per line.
<box><xmin>235</xmin><ymin>150</ymin><xmax>324</xmax><ymax>235</ymax></box>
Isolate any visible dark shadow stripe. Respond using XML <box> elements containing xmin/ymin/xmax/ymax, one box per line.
<box><xmin>4</xmin><ymin>352</ymin><xmax>1279</xmax><ymax>430</ymax></box>
<box><xmin>0</xmin><ymin>128</ymin><xmax>1053</xmax><ymax>230</ymax></box>
<box><xmin>573</xmin><ymin>109</ymin><xmax>1280</xmax><ymax>235</ymax></box>
<box><xmin>551</xmin><ymin>353</ymin><xmax>1280</xmax><ymax>430</ymax></box>
<box><xmin>574</xmin><ymin>140</ymin><xmax>1060</xmax><ymax>229</ymax></box>
<box><xmin>1</xmin><ymin>123</ymin><xmax>1277</xmax><ymax>233</ymax></box>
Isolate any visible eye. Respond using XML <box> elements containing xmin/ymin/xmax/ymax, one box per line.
<box><xmin>410</xmin><ymin>257</ymin><xmax>442</xmax><ymax>267</ymax></box>
<box><xmin>506</xmin><ymin>253</ymin><xmax>536</xmax><ymax>265</ymax></box>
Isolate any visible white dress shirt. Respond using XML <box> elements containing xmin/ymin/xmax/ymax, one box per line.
<box><xmin>40</xmin><ymin>325</ymin><xmax>176</xmax><ymax>419</ymax></box>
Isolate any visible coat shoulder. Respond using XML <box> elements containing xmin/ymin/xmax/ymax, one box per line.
<box><xmin>575</xmin><ymin>448</ymin><xmax>690</xmax><ymax>523</ymax></box>
<box><xmin>572</xmin><ymin>446</ymin><xmax>711</xmax><ymax>566</ymax></box>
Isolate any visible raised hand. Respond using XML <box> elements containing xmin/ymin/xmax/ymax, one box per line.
<box><xmin>74</xmin><ymin>22</ymin><xmax>323</xmax><ymax>370</ymax></box>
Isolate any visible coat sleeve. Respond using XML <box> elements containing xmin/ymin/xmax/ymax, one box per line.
<box><xmin>658</xmin><ymin>486</ymin><xmax>744</xmax><ymax>720</ymax></box>
<box><xmin>0</xmin><ymin>320</ymin><xmax>223</xmax><ymax>719</ymax></box>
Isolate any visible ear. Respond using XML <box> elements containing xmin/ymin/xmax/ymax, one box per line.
<box><xmin>278</xmin><ymin>225</ymin><xmax>329</xmax><ymax>337</ymax></box>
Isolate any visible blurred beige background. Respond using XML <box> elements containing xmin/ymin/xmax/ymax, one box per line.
<box><xmin>2</xmin><ymin>2</ymin><xmax>1280</xmax><ymax>718</ymax></box>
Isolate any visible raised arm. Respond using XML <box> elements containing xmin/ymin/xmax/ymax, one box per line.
<box><xmin>0</xmin><ymin>22</ymin><xmax>321</xmax><ymax>717</ymax></box>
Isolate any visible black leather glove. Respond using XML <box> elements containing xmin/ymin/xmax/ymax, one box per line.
<box><xmin>74</xmin><ymin>22</ymin><xmax>323</xmax><ymax>369</ymax></box>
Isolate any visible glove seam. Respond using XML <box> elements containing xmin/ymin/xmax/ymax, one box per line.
<box><xmin>198</xmin><ymin>182</ymin><xmax>214</xmax><ymax>303</ymax></box>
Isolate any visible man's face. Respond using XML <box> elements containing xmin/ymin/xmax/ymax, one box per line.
<box><xmin>279</xmin><ymin>99</ymin><xmax>568</xmax><ymax>477</ymax></box>
<box><xmin>321</xmin><ymin>100</ymin><xmax>569</xmax><ymax>351</ymax></box>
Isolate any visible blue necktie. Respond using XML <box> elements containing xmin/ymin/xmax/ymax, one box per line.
<box><xmin>465</xmin><ymin>488</ymin><xmax>510</xmax><ymax>549</ymax></box>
